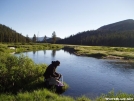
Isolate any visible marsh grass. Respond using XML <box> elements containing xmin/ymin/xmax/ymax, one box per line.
<box><xmin>0</xmin><ymin>43</ymin><xmax>63</xmax><ymax>53</ymax></box>
<box><xmin>15</xmin><ymin>44</ymin><xmax>63</xmax><ymax>53</ymax></box>
<box><xmin>64</xmin><ymin>45</ymin><xmax>134</xmax><ymax>60</ymax></box>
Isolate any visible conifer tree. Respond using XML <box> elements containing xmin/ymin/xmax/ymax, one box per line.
<box><xmin>32</xmin><ymin>34</ymin><xmax>36</xmax><ymax>43</ymax></box>
<box><xmin>52</xmin><ymin>31</ymin><xmax>56</xmax><ymax>44</ymax></box>
<box><xmin>43</xmin><ymin>35</ymin><xmax>47</xmax><ymax>43</ymax></box>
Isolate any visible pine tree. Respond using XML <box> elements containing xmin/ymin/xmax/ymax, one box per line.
<box><xmin>26</xmin><ymin>35</ymin><xmax>30</xmax><ymax>43</ymax></box>
<box><xmin>52</xmin><ymin>31</ymin><xmax>56</xmax><ymax>44</ymax></box>
<box><xmin>43</xmin><ymin>35</ymin><xmax>47</xmax><ymax>43</ymax></box>
<box><xmin>32</xmin><ymin>34</ymin><xmax>36</xmax><ymax>43</ymax></box>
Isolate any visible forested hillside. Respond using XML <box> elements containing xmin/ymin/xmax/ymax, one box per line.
<box><xmin>0</xmin><ymin>24</ymin><xmax>31</xmax><ymax>43</ymax></box>
<box><xmin>57</xmin><ymin>19</ymin><xmax>134</xmax><ymax>47</ymax></box>
<box><xmin>98</xmin><ymin>19</ymin><xmax>134</xmax><ymax>31</ymax></box>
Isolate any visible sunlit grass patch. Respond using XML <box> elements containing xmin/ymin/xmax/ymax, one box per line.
<box><xmin>0</xmin><ymin>43</ymin><xmax>63</xmax><ymax>53</ymax></box>
<box><xmin>96</xmin><ymin>90</ymin><xmax>134</xmax><ymax>101</ymax></box>
<box><xmin>0</xmin><ymin>89</ymin><xmax>134</xmax><ymax>101</ymax></box>
<box><xmin>76</xmin><ymin>96</ymin><xmax>91</xmax><ymax>101</ymax></box>
<box><xmin>0</xmin><ymin>89</ymin><xmax>74</xmax><ymax>101</ymax></box>
<box><xmin>66</xmin><ymin>45</ymin><xmax>134</xmax><ymax>60</ymax></box>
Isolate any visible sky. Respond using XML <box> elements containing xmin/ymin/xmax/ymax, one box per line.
<box><xmin>0</xmin><ymin>0</ymin><xmax>134</xmax><ymax>38</ymax></box>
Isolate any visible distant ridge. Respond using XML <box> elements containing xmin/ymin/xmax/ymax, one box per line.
<box><xmin>97</xmin><ymin>19</ymin><xmax>134</xmax><ymax>31</ymax></box>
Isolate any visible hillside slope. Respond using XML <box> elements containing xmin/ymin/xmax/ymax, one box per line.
<box><xmin>97</xmin><ymin>19</ymin><xmax>134</xmax><ymax>31</ymax></box>
<box><xmin>0</xmin><ymin>24</ymin><xmax>30</xmax><ymax>43</ymax></box>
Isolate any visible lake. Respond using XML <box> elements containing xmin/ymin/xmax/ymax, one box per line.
<box><xmin>15</xmin><ymin>49</ymin><xmax>134</xmax><ymax>98</ymax></box>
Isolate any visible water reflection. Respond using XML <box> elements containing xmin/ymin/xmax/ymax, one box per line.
<box><xmin>51</xmin><ymin>50</ymin><xmax>56</xmax><ymax>57</ymax></box>
<box><xmin>33</xmin><ymin>50</ymin><xmax>36</xmax><ymax>54</ymax></box>
<box><xmin>44</xmin><ymin>50</ymin><xmax>46</xmax><ymax>55</ymax></box>
<box><xmin>62</xmin><ymin>48</ymin><xmax>75</xmax><ymax>55</ymax></box>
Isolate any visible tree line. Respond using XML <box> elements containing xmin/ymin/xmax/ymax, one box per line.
<box><xmin>56</xmin><ymin>30</ymin><xmax>134</xmax><ymax>47</ymax></box>
<box><xmin>0</xmin><ymin>24</ymin><xmax>28</xmax><ymax>43</ymax></box>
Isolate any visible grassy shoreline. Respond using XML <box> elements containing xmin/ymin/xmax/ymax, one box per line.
<box><xmin>63</xmin><ymin>45</ymin><xmax>134</xmax><ymax>62</ymax></box>
<box><xmin>0</xmin><ymin>89</ymin><xmax>134</xmax><ymax>101</ymax></box>
<box><xmin>0</xmin><ymin>43</ymin><xmax>63</xmax><ymax>53</ymax></box>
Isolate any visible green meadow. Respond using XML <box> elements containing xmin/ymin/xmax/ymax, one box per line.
<box><xmin>0</xmin><ymin>43</ymin><xmax>63</xmax><ymax>53</ymax></box>
<box><xmin>63</xmin><ymin>45</ymin><xmax>134</xmax><ymax>61</ymax></box>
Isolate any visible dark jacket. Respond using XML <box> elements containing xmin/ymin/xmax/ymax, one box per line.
<box><xmin>43</xmin><ymin>61</ymin><xmax>60</xmax><ymax>79</ymax></box>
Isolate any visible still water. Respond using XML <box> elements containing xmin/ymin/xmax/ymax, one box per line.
<box><xmin>15</xmin><ymin>49</ymin><xmax>134</xmax><ymax>98</ymax></box>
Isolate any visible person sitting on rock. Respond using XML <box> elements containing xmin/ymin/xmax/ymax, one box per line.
<box><xmin>43</xmin><ymin>60</ymin><xmax>61</xmax><ymax>81</ymax></box>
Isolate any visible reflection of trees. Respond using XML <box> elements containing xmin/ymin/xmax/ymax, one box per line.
<box><xmin>33</xmin><ymin>50</ymin><xmax>36</xmax><ymax>55</ymax></box>
<box><xmin>44</xmin><ymin>50</ymin><xmax>46</xmax><ymax>55</ymax></box>
<box><xmin>62</xmin><ymin>48</ymin><xmax>75</xmax><ymax>55</ymax></box>
<box><xmin>51</xmin><ymin>50</ymin><xmax>56</xmax><ymax>57</ymax></box>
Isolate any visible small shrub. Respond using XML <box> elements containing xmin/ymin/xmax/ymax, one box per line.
<box><xmin>0</xmin><ymin>48</ymin><xmax>5</xmax><ymax>52</ymax></box>
<box><xmin>88</xmin><ymin>53</ymin><xmax>107</xmax><ymax>58</ymax></box>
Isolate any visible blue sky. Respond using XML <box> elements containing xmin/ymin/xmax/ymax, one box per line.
<box><xmin>0</xmin><ymin>0</ymin><xmax>134</xmax><ymax>38</ymax></box>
